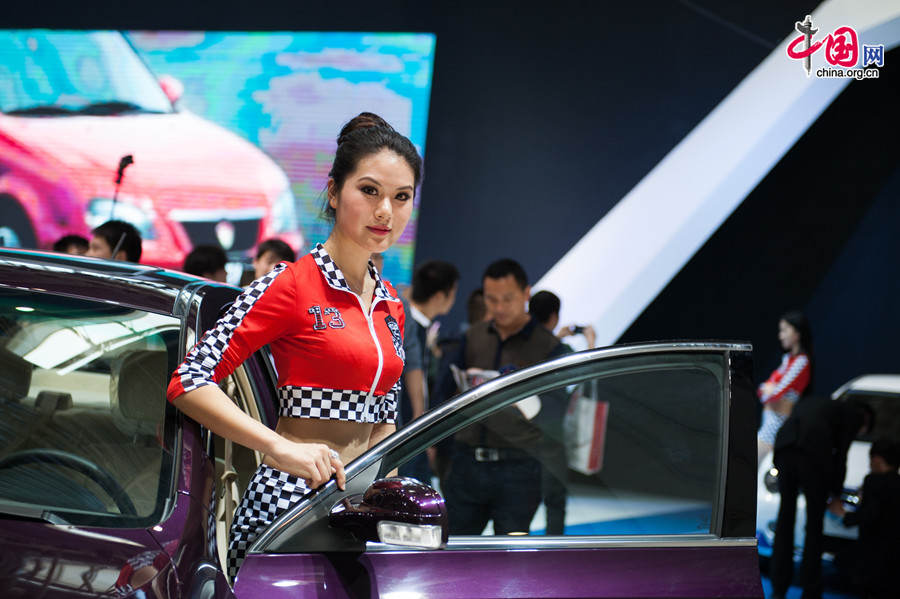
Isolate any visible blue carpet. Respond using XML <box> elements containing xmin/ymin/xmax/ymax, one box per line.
<box><xmin>535</xmin><ymin>507</ymin><xmax>712</xmax><ymax>536</ymax></box>
<box><xmin>760</xmin><ymin>574</ymin><xmax>855</xmax><ymax>599</ymax></box>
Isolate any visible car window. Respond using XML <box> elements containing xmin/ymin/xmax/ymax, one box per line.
<box><xmin>385</xmin><ymin>351</ymin><xmax>726</xmax><ymax>538</ymax></box>
<box><xmin>253</xmin><ymin>349</ymin><xmax>737</xmax><ymax>555</ymax></box>
<box><xmin>0</xmin><ymin>288</ymin><xmax>180</xmax><ymax>527</ymax></box>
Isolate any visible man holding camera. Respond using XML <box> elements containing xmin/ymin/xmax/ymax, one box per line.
<box><xmin>529</xmin><ymin>290</ymin><xmax>594</xmax><ymax>534</ymax></box>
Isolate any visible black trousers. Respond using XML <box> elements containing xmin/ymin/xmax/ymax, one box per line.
<box><xmin>770</xmin><ymin>449</ymin><xmax>829</xmax><ymax>599</ymax></box>
<box><xmin>443</xmin><ymin>450</ymin><xmax>542</xmax><ymax>535</ymax></box>
<box><xmin>540</xmin><ymin>440</ymin><xmax>567</xmax><ymax>535</ymax></box>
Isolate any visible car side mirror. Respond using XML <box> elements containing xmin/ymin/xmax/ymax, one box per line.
<box><xmin>329</xmin><ymin>477</ymin><xmax>448</xmax><ymax>549</ymax></box>
<box><xmin>157</xmin><ymin>74</ymin><xmax>184</xmax><ymax>105</ymax></box>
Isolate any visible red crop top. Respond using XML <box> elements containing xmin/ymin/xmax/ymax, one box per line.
<box><xmin>166</xmin><ymin>244</ymin><xmax>405</xmax><ymax>424</ymax></box>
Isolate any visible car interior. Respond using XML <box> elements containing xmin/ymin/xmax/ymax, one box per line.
<box><xmin>0</xmin><ymin>292</ymin><xmax>178</xmax><ymax>525</ymax></box>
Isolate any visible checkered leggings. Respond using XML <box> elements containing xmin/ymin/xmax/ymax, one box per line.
<box><xmin>227</xmin><ymin>463</ymin><xmax>310</xmax><ymax>579</ymax></box>
<box><xmin>758</xmin><ymin>408</ymin><xmax>788</xmax><ymax>446</ymax></box>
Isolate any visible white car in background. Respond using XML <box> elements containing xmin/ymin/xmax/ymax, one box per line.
<box><xmin>756</xmin><ymin>374</ymin><xmax>900</xmax><ymax>561</ymax></box>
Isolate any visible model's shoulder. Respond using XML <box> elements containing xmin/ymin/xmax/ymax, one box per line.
<box><xmin>284</xmin><ymin>252</ymin><xmax>320</xmax><ymax>279</ymax></box>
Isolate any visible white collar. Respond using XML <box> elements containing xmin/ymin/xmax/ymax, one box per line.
<box><xmin>409</xmin><ymin>303</ymin><xmax>431</xmax><ymax>328</ymax></box>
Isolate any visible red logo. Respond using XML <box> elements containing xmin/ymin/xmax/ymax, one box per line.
<box><xmin>787</xmin><ymin>15</ymin><xmax>859</xmax><ymax>75</ymax></box>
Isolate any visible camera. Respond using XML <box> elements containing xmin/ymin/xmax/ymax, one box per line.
<box><xmin>572</xmin><ymin>325</ymin><xmax>585</xmax><ymax>335</ymax></box>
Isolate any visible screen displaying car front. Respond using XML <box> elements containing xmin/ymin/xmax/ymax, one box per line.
<box><xmin>0</xmin><ymin>288</ymin><xmax>180</xmax><ymax>527</ymax></box>
<box><xmin>0</xmin><ymin>29</ymin><xmax>435</xmax><ymax>285</ymax></box>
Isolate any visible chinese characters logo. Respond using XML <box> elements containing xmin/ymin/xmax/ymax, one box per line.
<box><xmin>786</xmin><ymin>15</ymin><xmax>884</xmax><ymax>79</ymax></box>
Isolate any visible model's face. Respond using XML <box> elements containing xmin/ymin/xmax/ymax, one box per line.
<box><xmin>86</xmin><ymin>235</ymin><xmax>114</xmax><ymax>260</ymax></box>
<box><xmin>329</xmin><ymin>149</ymin><xmax>415</xmax><ymax>255</ymax></box>
<box><xmin>778</xmin><ymin>319</ymin><xmax>800</xmax><ymax>352</ymax></box>
<box><xmin>253</xmin><ymin>250</ymin><xmax>283</xmax><ymax>279</ymax></box>
<box><xmin>483</xmin><ymin>275</ymin><xmax>529</xmax><ymax>329</ymax></box>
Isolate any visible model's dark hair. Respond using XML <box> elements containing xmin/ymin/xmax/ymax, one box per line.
<box><xmin>322</xmin><ymin>112</ymin><xmax>422</xmax><ymax>222</ymax></box>
<box><xmin>483</xmin><ymin>258</ymin><xmax>528</xmax><ymax>290</ymax></box>
<box><xmin>52</xmin><ymin>234</ymin><xmax>88</xmax><ymax>254</ymax></box>
<box><xmin>529</xmin><ymin>290</ymin><xmax>561</xmax><ymax>325</ymax></box>
<box><xmin>256</xmin><ymin>238</ymin><xmax>295</xmax><ymax>262</ymax></box>
<box><xmin>92</xmin><ymin>220</ymin><xmax>142</xmax><ymax>262</ymax></box>
<box><xmin>780</xmin><ymin>309</ymin><xmax>814</xmax><ymax>394</ymax></box>
<box><xmin>411</xmin><ymin>260</ymin><xmax>460</xmax><ymax>304</ymax></box>
<box><xmin>183</xmin><ymin>244</ymin><xmax>227</xmax><ymax>277</ymax></box>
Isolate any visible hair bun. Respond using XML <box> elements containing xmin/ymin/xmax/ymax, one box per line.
<box><xmin>337</xmin><ymin>112</ymin><xmax>392</xmax><ymax>146</ymax></box>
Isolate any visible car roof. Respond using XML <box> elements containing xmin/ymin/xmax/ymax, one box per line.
<box><xmin>832</xmin><ymin>374</ymin><xmax>900</xmax><ymax>399</ymax></box>
<box><xmin>0</xmin><ymin>247</ymin><xmax>237</xmax><ymax>315</ymax></box>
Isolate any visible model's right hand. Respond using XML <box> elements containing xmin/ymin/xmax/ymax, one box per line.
<box><xmin>269</xmin><ymin>439</ymin><xmax>346</xmax><ymax>490</ymax></box>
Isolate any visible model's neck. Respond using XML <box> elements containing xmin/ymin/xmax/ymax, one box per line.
<box><xmin>323</xmin><ymin>234</ymin><xmax>371</xmax><ymax>293</ymax></box>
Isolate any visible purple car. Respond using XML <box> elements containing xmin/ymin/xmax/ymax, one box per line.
<box><xmin>0</xmin><ymin>248</ymin><xmax>763</xmax><ymax>598</ymax></box>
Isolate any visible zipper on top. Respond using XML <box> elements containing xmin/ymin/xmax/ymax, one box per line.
<box><xmin>351</xmin><ymin>292</ymin><xmax>384</xmax><ymax>401</ymax></box>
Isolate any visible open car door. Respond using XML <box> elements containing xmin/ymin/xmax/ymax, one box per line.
<box><xmin>236</xmin><ymin>342</ymin><xmax>762</xmax><ymax>599</ymax></box>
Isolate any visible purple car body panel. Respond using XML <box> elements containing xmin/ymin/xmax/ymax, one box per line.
<box><xmin>236</xmin><ymin>545</ymin><xmax>762</xmax><ymax>598</ymax></box>
<box><xmin>0</xmin><ymin>250</ymin><xmax>764</xmax><ymax>599</ymax></box>
<box><xmin>0</xmin><ymin>519</ymin><xmax>177</xmax><ymax>597</ymax></box>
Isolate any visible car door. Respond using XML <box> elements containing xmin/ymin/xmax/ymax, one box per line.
<box><xmin>236</xmin><ymin>342</ymin><xmax>762</xmax><ymax>599</ymax></box>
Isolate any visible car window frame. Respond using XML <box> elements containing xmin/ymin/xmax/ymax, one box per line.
<box><xmin>250</xmin><ymin>342</ymin><xmax>756</xmax><ymax>556</ymax></box>
<box><xmin>0</xmin><ymin>285</ymin><xmax>184</xmax><ymax>528</ymax></box>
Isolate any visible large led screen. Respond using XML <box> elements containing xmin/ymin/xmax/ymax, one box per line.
<box><xmin>0</xmin><ymin>30</ymin><xmax>435</xmax><ymax>285</ymax></box>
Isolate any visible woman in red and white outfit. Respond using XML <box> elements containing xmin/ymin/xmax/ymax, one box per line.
<box><xmin>166</xmin><ymin>113</ymin><xmax>420</xmax><ymax>578</ymax></box>
<box><xmin>757</xmin><ymin>311</ymin><xmax>813</xmax><ymax>466</ymax></box>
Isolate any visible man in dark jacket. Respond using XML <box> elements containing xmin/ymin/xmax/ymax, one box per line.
<box><xmin>437</xmin><ymin>259</ymin><xmax>568</xmax><ymax>535</ymax></box>
<box><xmin>828</xmin><ymin>439</ymin><xmax>900</xmax><ymax>599</ymax></box>
<box><xmin>769</xmin><ymin>397</ymin><xmax>874</xmax><ymax>599</ymax></box>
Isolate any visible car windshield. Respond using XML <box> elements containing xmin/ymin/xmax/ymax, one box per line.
<box><xmin>0</xmin><ymin>288</ymin><xmax>180</xmax><ymax>527</ymax></box>
<box><xmin>0</xmin><ymin>30</ymin><xmax>172</xmax><ymax>115</ymax></box>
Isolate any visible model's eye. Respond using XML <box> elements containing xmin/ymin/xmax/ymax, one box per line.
<box><xmin>395</xmin><ymin>192</ymin><xmax>411</xmax><ymax>202</ymax></box>
<box><xmin>361</xmin><ymin>185</ymin><xmax>378</xmax><ymax>195</ymax></box>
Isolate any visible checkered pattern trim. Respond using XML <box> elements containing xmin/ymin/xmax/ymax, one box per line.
<box><xmin>381</xmin><ymin>381</ymin><xmax>400</xmax><ymax>424</ymax></box>
<box><xmin>310</xmin><ymin>243</ymin><xmax>400</xmax><ymax>302</ymax></box>
<box><xmin>279</xmin><ymin>385</ymin><xmax>395</xmax><ymax>423</ymax></box>
<box><xmin>176</xmin><ymin>263</ymin><xmax>288</xmax><ymax>393</ymax></box>
<box><xmin>227</xmin><ymin>464</ymin><xmax>310</xmax><ymax>579</ymax></box>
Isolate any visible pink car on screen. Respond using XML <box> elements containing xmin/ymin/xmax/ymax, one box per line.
<box><xmin>0</xmin><ymin>30</ymin><xmax>303</xmax><ymax>268</ymax></box>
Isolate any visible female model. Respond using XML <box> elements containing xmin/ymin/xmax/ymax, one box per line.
<box><xmin>757</xmin><ymin>310</ymin><xmax>813</xmax><ymax>466</ymax></box>
<box><xmin>166</xmin><ymin>112</ymin><xmax>421</xmax><ymax>576</ymax></box>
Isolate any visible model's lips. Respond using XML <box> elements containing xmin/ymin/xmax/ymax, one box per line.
<box><xmin>367</xmin><ymin>226</ymin><xmax>391</xmax><ymax>236</ymax></box>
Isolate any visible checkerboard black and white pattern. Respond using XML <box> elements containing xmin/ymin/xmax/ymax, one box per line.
<box><xmin>279</xmin><ymin>386</ymin><xmax>385</xmax><ymax>422</ymax></box>
<box><xmin>227</xmin><ymin>464</ymin><xmax>310</xmax><ymax>579</ymax></box>
<box><xmin>758</xmin><ymin>408</ymin><xmax>788</xmax><ymax>446</ymax></box>
<box><xmin>311</xmin><ymin>243</ymin><xmax>400</xmax><ymax>303</ymax></box>
<box><xmin>380</xmin><ymin>381</ymin><xmax>400</xmax><ymax>424</ymax></box>
<box><xmin>207</xmin><ymin>484</ymin><xmax>217</xmax><ymax>560</ymax></box>
<box><xmin>176</xmin><ymin>263</ymin><xmax>288</xmax><ymax>393</ymax></box>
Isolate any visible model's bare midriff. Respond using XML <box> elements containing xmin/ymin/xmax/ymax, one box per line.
<box><xmin>271</xmin><ymin>417</ymin><xmax>374</xmax><ymax>465</ymax></box>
